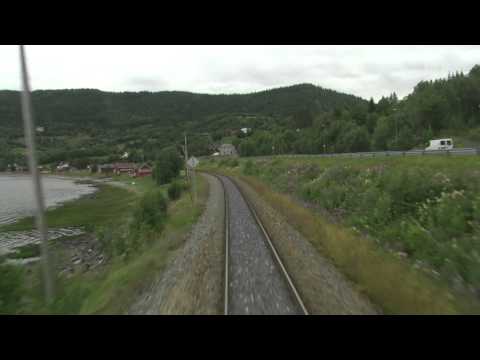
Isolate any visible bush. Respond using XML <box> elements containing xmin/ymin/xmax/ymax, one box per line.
<box><xmin>253</xmin><ymin>157</ymin><xmax>480</xmax><ymax>293</ymax></box>
<box><xmin>168</xmin><ymin>181</ymin><xmax>183</xmax><ymax>200</ymax></box>
<box><xmin>243</xmin><ymin>160</ymin><xmax>256</xmax><ymax>175</ymax></box>
<box><xmin>132</xmin><ymin>190</ymin><xmax>168</xmax><ymax>232</ymax></box>
<box><xmin>153</xmin><ymin>147</ymin><xmax>183</xmax><ymax>185</ymax></box>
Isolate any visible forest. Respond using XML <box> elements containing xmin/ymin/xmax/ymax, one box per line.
<box><xmin>0</xmin><ymin>64</ymin><xmax>479</xmax><ymax>169</ymax></box>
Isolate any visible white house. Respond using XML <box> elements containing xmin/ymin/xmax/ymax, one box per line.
<box><xmin>219</xmin><ymin>144</ymin><xmax>238</xmax><ymax>156</ymax></box>
<box><xmin>56</xmin><ymin>162</ymin><xmax>70</xmax><ymax>172</ymax></box>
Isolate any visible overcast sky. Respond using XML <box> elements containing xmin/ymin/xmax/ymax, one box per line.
<box><xmin>1</xmin><ymin>45</ymin><xmax>479</xmax><ymax>101</ymax></box>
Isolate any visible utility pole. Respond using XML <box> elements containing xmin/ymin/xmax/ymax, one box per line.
<box><xmin>19</xmin><ymin>45</ymin><xmax>54</xmax><ymax>304</ymax></box>
<box><xmin>184</xmin><ymin>132</ymin><xmax>189</xmax><ymax>181</ymax></box>
<box><xmin>192</xmin><ymin>166</ymin><xmax>197</xmax><ymax>204</ymax></box>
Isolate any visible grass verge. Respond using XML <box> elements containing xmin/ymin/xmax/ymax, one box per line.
<box><xmin>78</xmin><ymin>175</ymin><xmax>207</xmax><ymax>314</ymax></box>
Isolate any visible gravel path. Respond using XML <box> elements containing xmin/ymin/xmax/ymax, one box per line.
<box><xmin>127</xmin><ymin>173</ymin><xmax>224</xmax><ymax>315</ymax></box>
<box><xmin>220</xmin><ymin>176</ymin><xmax>302</xmax><ymax>315</ymax></box>
<box><xmin>233</xmin><ymin>176</ymin><xmax>379</xmax><ymax>314</ymax></box>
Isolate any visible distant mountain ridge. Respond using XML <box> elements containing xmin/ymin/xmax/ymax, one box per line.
<box><xmin>0</xmin><ymin>83</ymin><xmax>367</xmax><ymax>167</ymax></box>
<box><xmin>0</xmin><ymin>83</ymin><xmax>366</xmax><ymax>131</ymax></box>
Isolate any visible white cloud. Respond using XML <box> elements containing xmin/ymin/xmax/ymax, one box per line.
<box><xmin>1</xmin><ymin>45</ymin><xmax>479</xmax><ymax>101</ymax></box>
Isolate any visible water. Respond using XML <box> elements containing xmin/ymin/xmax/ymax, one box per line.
<box><xmin>0</xmin><ymin>175</ymin><xmax>97</xmax><ymax>255</ymax></box>
<box><xmin>0</xmin><ymin>174</ymin><xmax>96</xmax><ymax>226</ymax></box>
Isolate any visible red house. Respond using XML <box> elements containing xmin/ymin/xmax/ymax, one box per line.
<box><xmin>112</xmin><ymin>162</ymin><xmax>136</xmax><ymax>176</ymax></box>
<box><xmin>135</xmin><ymin>163</ymin><xmax>153</xmax><ymax>177</ymax></box>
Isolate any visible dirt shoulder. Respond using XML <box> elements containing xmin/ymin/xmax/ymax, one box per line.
<box><xmin>128</xmin><ymin>173</ymin><xmax>225</xmax><ymax>314</ymax></box>
<box><xmin>231</xmin><ymin>176</ymin><xmax>379</xmax><ymax>315</ymax></box>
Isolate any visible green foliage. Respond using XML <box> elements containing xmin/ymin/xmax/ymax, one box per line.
<box><xmin>7</xmin><ymin>244</ymin><xmax>41</xmax><ymax>259</ymax></box>
<box><xmin>242</xmin><ymin>159</ymin><xmax>257</xmax><ymax>175</ymax></box>
<box><xmin>242</xmin><ymin>156</ymin><xmax>480</xmax><ymax>294</ymax></box>
<box><xmin>132</xmin><ymin>190</ymin><xmax>168</xmax><ymax>232</ymax></box>
<box><xmin>167</xmin><ymin>181</ymin><xmax>183</xmax><ymax>200</ymax></box>
<box><xmin>0</xmin><ymin>264</ymin><xmax>26</xmax><ymax>314</ymax></box>
<box><xmin>153</xmin><ymin>147</ymin><xmax>183</xmax><ymax>185</ymax></box>
<box><xmin>0</xmin><ymin>83</ymin><xmax>365</xmax><ymax>167</ymax></box>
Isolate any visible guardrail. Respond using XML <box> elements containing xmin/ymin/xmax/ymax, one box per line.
<box><xmin>270</xmin><ymin>147</ymin><xmax>480</xmax><ymax>159</ymax></box>
<box><xmin>200</xmin><ymin>148</ymin><xmax>479</xmax><ymax>161</ymax></box>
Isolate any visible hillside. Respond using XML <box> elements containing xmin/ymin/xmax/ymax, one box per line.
<box><xmin>1</xmin><ymin>64</ymin><xmax>479</xmax><ymax>169</ymax></box>
<box><xmin>0</xmin><ymin>84</ymin><xmax>366</xmax><ymax>169</ymax></box>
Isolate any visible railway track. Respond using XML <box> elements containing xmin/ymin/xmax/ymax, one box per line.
<box><xmin>212</xmin><ymin>173</ymin><xmax>308</xmax><ymax>315</ymax></box>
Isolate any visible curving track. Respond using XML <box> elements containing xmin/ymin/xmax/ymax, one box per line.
<box><xmin>214</xmin><ymin>174</ymin><xmax>308</xmax><ymax>315</ymax></box>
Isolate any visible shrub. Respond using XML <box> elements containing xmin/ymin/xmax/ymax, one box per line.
<box><xmin>243</xmin><ymin>160</ymin><xmax>256</xmax><ymax>175</ymax></box>
<box><xmin>132</xmin><ymin>190</ymin><xmax>168</xmax><ymax>232</ymax></box>
<box><xmin>153</xmin><ymin>147</ymin><xmax>183</xmax><ymax>185</ymax></box>
<box><xmin>168</xmin><ymin>181</ymin><xmax>183</xmax><ymax>200</ymax></box>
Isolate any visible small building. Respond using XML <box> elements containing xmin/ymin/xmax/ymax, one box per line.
<box><xmin>98</xmin><ymin>164</ymin><xmax>115</xmax><ymax>175</ymax></box>
<box><xmin>112</xmin><ymin>162</ymin><xmax>136</xmax><ymax>176</ymax></box>
<box><xmin>56</xmin><ymin>162</ymin><xmax>70</xmax><ymax>172</ymax></box>
<box><xmin>240</xmin><ymin>127</ymin><xmax>251</xmax><ymax>134</ymax></box>
<box><xmin>13</xmin><ymin>164</ymin><xmax>27</xmax><ymax>172</ymax></box>
<box><xmin>219</xmin><ymin>144</ymin><xmax>238</xmax><ymax>156</ymax></box>
<box><xmin>135</xmin><ymin>163</ymin><xmax>152</xmax><ymax>177</ymax></box>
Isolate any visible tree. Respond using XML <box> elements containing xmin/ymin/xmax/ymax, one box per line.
<box><xmin>372</xmin><ymin>116</ymin><xmax>394</xmax><ymax>150</ymax></box>
<box><xmin>153</xmin><ymin>147</ymin><xmax>183</xmax><ymax>185</ymax></box>
<box><xmin>292</xmin><ymin>108</ymin><xmax>314</xmax><ymax>129</ymax></box>
<box><xmin>368</xmin><ymin>97</ymin><xmax>376</xmax><ymax>113</ymax></box>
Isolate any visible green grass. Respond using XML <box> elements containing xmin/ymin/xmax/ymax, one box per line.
<box><xmin>6</xmin><ymin>244</ymin><xmax>41</xmax><ymax>259</ymax></box>
<box><xmin>1</xmin><ymin>184</ymin><xmax>137</xmax><ymax>232</ymax></box>
<box><xmin>114</xmin><ymin>175</ymin><xmax>157</xmax><ymax>194</ymax></box>
<box><xmin>78</xmin><ymin>175</ymin><xmax>207</xmax><ymax>314</ymax></box>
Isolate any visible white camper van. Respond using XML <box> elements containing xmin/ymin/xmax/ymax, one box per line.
<box><xmin>425</xmin><ymin>138</ymin><xmax>453</xmax><ymax>151</ymax></box>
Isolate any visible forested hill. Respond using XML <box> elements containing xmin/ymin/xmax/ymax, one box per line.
<box><xmin>0</xmin><ymin>84</ymin><xmax>365</xmax><ymax>133</ymax></box>
<box><xmin>0</xmin><ymin>83</ymin><xmax>366</xmax><ymax>168</ymax></box>
<box><xmin>1</xmin><ymin>65</ymin><xmax>479</xmax><ymax>169</ymax></box>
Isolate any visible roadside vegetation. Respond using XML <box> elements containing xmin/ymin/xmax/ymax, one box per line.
<box><xmin>0</xmin><ymin>152</ymin><xmax>206</xmax><ymax>314</ymax></box>
<box><xmin>202</xmin><ymin>155</ymin><xmax>480</xmax><ymax>314</ymax></box>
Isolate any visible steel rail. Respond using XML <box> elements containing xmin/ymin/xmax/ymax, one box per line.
<box><xmin>207</xmin><ymin>173</ymin><xmax>230</xmax><ymax>315</ymax></box>
<box><xmin>226</xmin><ymin>175</ymin><xmax>309</xmax><ymax>315</ymax></box>
<box><xmin>209</xmin><ymin>171</ymin><xmax>309</xmax><ymax>315</ymax></box>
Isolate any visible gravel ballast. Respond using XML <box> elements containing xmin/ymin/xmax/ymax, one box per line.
<box><xmin>220</xmin><ymin>175</ymin><xmax>303</xmax><ymax>315</ymax></box>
